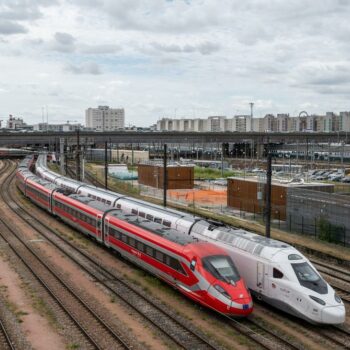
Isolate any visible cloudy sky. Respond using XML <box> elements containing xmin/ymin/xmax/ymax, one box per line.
<box><xmin>1</xmin><ymin>0</ymin><xmax>350</xmax><ymax>126</ymax></box>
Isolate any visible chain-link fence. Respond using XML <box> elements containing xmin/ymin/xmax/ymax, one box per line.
<box><xmin>287</xmin><ymin>188</ymin><xmax>350</xmax><ymax>246</ymax></box>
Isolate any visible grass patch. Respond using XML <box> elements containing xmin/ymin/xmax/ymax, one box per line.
<box><xmin>194</xmin><ymin>166</ymin><xmax>236</xmax><ymax>179</ymax></box>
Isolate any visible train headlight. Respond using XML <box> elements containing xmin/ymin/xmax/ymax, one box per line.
<box><xmin>309</xmin><ymin>295</ymin><xmax>326</xmax><ymax>305</ymax></box>
<box><xmin>334</xmin><ymin>294</ymin><xmax>342</xmax><ymax>303</ymax></box>
<box><xmin>214</xmin><ymin>285</ymin><xmax>231</xmax><ymax>300</ymax></box>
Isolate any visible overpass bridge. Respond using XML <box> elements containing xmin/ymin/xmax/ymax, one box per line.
<box><xmin>0</xmin><ymin>130</ymin><xmax>348</xmax><ymax>148</ymax></box>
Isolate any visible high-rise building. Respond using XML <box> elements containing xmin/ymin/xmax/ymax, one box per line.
<box><xmin>85</xmin><ymin>106</ymin><xmax>125</xmax><ymax>131</ymax></box>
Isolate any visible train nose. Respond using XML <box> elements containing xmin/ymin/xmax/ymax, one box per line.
<box><xmin>321</xmin><ymin>305</ymin><xmax>346</xmax><ymax>324</ymax></box>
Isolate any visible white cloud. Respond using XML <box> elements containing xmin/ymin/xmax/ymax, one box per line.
<box><xmin>65</xmin><ymin>61</ymin><xmax>102</xmax><ymax>75</ymax></box>
<box><xmin>51</xmin><ymin>32</ymin><xmax>76</xmax><ymax>53</ymax></box>
<box><xmin>1</xmin><ymin>0</ymin><xmax>350</xmax><ymax>126</ymax></box>
<box><xmin>0</xmin><ymin>20</ymin><xmax>27</xmax><ymax>34</ymax></box>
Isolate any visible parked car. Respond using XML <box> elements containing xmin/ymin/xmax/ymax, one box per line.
<box><xmin>341</xmin><ymin>176</ymin><xmax>350</xmax><ymax>183</ymax></box>
<box><xmin>329</xmin><ymin>174</ymin><xmax>343</xmax><ymax>182</ymax></box>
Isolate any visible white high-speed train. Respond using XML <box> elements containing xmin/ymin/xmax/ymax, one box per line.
<box><xmin>35</xmin><ymin>154</ymin><xmax>346</xmax><ymax>324</ymax></box>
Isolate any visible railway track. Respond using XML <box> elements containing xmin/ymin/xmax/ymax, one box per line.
<box><xmin>58</xmin><ymin>164</ymin><xmax>309</xmax><ymax>349</ymax></box>
<box><xmin>0</xmin><ymin>161</ymin><xmax>131</xmax><ymax>350</ymax></box>
<box><xmin>229</xmin><ymin>317</ymin><xmax>303</xmax><ymax>350</ymax></box>
<box><xmin>9</xmin><ymin>161</ymin><xmax>222</xmax><ymax>350</ymax></box>
<box><xmin>17</xmin><ymin>160</ymin><xmax>305</xmax><ymax>349</ymax></box>
<box><xmin>312</xmin><ymin>260</ymin><xmax>350</xmax><ymax>303</ymax></box>
<box><xmin>0</xmin><ymin>319</ymin><xmax>15</xmax><ymax>350</ymax></box>
<box><xmin>66</xmin><ymin>163</ymin><xmax>350</xmax><ymax>348</ymax></box>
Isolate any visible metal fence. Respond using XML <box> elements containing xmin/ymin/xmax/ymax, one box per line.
<box><xmin>286</xmin><ymin>188</ymin><xmax>350</xmax><ymax>246</ymax></box>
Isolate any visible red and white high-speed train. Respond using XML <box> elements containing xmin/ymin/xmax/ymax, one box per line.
<box><xmin>34</xmin><ymin>154</ymin><xmax>346</xmax><ymax>324</ymax></box>
<box><xmin>17</xmin><ymin>158</ymin><xmax>253</xmax><ymax>317</ymax></box>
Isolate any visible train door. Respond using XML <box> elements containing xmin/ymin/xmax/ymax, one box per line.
<box><xmin>96</xmin><ymin>213</ymin><xmax>103</xmax><ymax>243</ymax></box>
<box><xmin>103</xmin><ymin>216</ymin><xmax>110</xmax><ymax>247</ymax></box>
<box><xmin>257</xmin><ymin>262</ymin><xmax>266</xmax><ymax>292</ymax></box>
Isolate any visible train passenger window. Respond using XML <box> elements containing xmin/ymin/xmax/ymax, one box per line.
<box><xmin>273</xmin><ymin>268</ymin><xmax>284</xmax><ymax>279</ymax></box>
<box><xmin>110</xmin><ymin>228</ymin><xmax>117</xmax><ymax>238</ymax></box>
<box><xmin>145</xmin><ymin>245</ymin><xmax>154</xmax><ymax>256</ymax></box>
<box><xmin>163</xmin><ymin>220</ymin><xmax>171</xmax><ymax>227</ymax></box>
<box><xmin>131</xmin><ymin>209</ymin><xmax>138</xmax><ymax>215</ymax></box>
<box><xmin>154</xmin><ymin>217</ymin><xmax>162</xmax><ymax>224</ymax></box>
<box><xmin>129</xmin><ymin>237</ymin><xmax>136</xmax><ymax>247</ymax></box>
<box><xmin>155</xmin><ymin>251</ymin><xmax>164</xmax><ymax>262</ymax></box>
<box><xmin>146</xmin><ymin>214</ymin><xmax>154</xmax><ymax>221</ymax></box>
<box><xmin>137</xmin><ymin>241</ymin><xmax>144</xmax><ymax>252</ymax></box>
<box><xmin>121</xmin><ymin>234</ymin><xmax>128</xmax><ymax>244</ymax></box>
<box><xmin>139</xmin><ymin>212</ymin><xmax>146</xmax><ymax>218</ymax></box>
<box><xmin>106</xmin><ymin>201</ymin><xmax>111</xmax><ymax>205</ymax></box>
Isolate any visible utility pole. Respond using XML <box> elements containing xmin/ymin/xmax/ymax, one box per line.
<box><xmin>76</xmin><ymin>129</ymin><xmax>80</xmax><ymax>181</ymax></box>
<box><xmin>265</xmin><ymin>150</ymin><xmax>272</xmax><ymax>239</ymax></box>
<box><xmin>64</xmin><ymin>137</ymin><xmax>68</xmax><ymax>175</ymax></box>
<box><xmin>59</xmin><ymin>137</ymin><xmax>65</xmax><ymax>175</ymax></box>
<box><xmin>221</xmin><ymin>143</ymin><xmax>224</xmax><ymax>177</ymax></box>
<box><xmin>249</xmin><ymin>102</ymin><xmax>254</xmax><ymax>132</ymax></box>
<box><xmin>105</xmin><ymin>140</ymin><xmax>108</xmax><ymax>190</ymax></box>
<box><xmin>163</xmin><ymin>144</ymin><xmax>167</xmax><ymax>207</ymax></box>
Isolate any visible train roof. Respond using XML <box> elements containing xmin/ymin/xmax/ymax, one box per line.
<box><xmin>79</xmin><ymin>185</ymin><xmax>123</xmax><ymax>200</ymax></box>
<box><xmin>69</xmin><ymin>194</ymin><xmax>198</xmax><ymax>246</ymax></box>
<box><xmin>28</xmin><ymin>176</ymin><xmax>58</xmax><ymax>190</ymax></box>
<box><xmin>17</xmin><ymin>169</ymin><xmax>36</xmax><ymax>178</ymax></box>
<box><xmin>193</xmin><ymin>220</ymin><xmax>295</xmax><ymax>259</ymax></box>
<box><xmin>118</xmin><ymin>196</ymin><xmax>193</xmax><ymax>218</ymax></box>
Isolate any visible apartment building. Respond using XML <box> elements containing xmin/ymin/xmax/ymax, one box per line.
<box><xmin>156</xmin><ymin>111</ymin><xmax>350</xmax><ymax>133</ymax></box>
<box><xmin>85</xmin><ymin>106</ymin><xmax>125</xmax><ymax>131</ymax></box>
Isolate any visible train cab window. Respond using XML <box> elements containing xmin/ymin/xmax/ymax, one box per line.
<box><xmin>163</xmin><ymin>220</ymin><xmax>171</xmax><ymax>227</ymax></box>
<box><xmin>139</xmin><ymin>212</ymin><xmax>146</xmax><ymax>218</ymax></box>
<box><xmin>291</xmin><ymin>262</ymin><xmax>328</xmax><ymax>294</ymax></box>
<box><xmin>154</xmin><ymin>217</ymin><xmax>162</xmax><ymax>224</ymax></box>
<box><xmin>190</xmin><ymin>259</ymin><xmax>196</xmax><ymax>271</ymax></box>
<box><xmin>116</xmin><ymin>204</ymin><xmax>121</xmax><ymax>209</ymax></box>
<box><xmin>131</xmin><ymin>209</ymin><xmax>138</xmax><ymax>215</ymax></box>
<box><xmin>273</xmin><ymin>268</ymin><xmax>284</xmax><ymax>279</ymax></box>
<box><xmin>202</xmin><ymin>255</ymin><xmax>240</xmax><ymax>284</ymax></box>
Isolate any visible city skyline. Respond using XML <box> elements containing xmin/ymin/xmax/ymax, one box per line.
<box><xmin>1</xmin><ymin>1</ymin><xmax>350</xmax><ymax>126</ymax></box>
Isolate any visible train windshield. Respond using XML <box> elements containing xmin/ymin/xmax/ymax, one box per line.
<box><xmin>202</xmin><ymin>255</ymin><xmax>240</xmax><ymax>284</ymax></box>
<box><xmin>291</xmin><ymin>262</ymin><xmax>328</xmax><ymax>294</ymax></box>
